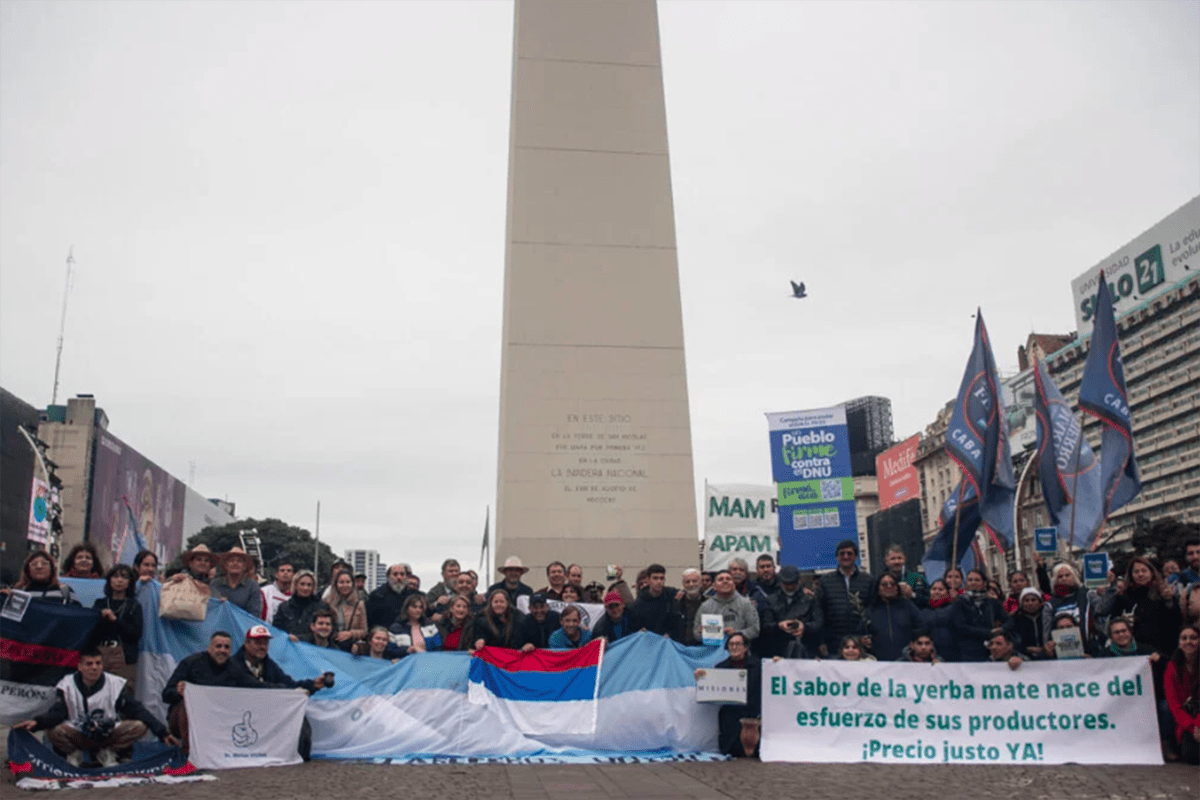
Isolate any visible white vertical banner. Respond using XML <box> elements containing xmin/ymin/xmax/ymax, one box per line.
<box><xmin>761</xmin><ymin>659</ymin><xmax>1161</xmax><ymax>765</ymax></box>
<box><xmin>703</xmin><ymin>483</ymin><xmax>778</xmax><ymax>571</ymax></box>
<box><xmin>184</xmin><ymin>684</ymin><xmax>308</xmax><ymax>769</ymax></box>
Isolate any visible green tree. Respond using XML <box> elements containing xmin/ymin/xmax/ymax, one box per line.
<box><xmin>1129</xmin><ymin>516</ymin><xmax>1197</xmax><ymax>565</ymax></box>
<box><xmin>179</xmin><ymin>518</ymin><xmax>341</xmax><ymax>583</ymax></box>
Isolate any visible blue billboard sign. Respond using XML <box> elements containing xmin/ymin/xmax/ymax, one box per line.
<box><xmin>766</xmin><ymin>406</ymin><xmax>857</xmax><ymax>570</ymax></box>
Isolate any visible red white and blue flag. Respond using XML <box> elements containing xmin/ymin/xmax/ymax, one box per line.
<box><xmin>467</xmin><ymin>639</ymin><xmax>605</xmax><ymax>735</ymax></box>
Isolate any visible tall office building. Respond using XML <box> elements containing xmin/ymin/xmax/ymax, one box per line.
<box><xmin>344</xmin><ymin>549</ymin><xmax>383</xmax><ymax>591</ymax></box>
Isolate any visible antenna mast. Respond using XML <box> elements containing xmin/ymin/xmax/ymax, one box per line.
<box><xmin>50</xmin><ymin>247</ymin><xmax>76</xmax><ymax>405</ymax></box>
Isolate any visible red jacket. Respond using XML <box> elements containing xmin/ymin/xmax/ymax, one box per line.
<box><xmin>1164</xmin><ymin>660</ymin><xmax>1198</xmax><ymax>743</ymax></box>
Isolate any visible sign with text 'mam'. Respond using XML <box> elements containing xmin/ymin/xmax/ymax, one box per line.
<box><xmin>766</xmin><ymin>406</ymin><xmax>857</xmax><ymax>570</ymax></box>
<box><xmin>760</xmin><ymin>658</ymin><xmax>1159</xmax><ymax>765</ymax></box>
<box><xmin>703</xmin><ymin>483</ymin><xmax>777</xmax><ymax>571</ymax></box>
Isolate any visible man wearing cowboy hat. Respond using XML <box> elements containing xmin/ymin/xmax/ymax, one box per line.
<box><xmin>488</xmin><ymin>556</ymin><xmax>534</xmax><ymax>605</ymax></box>
<box><xmin>211</xmin><ymin>547</ymin><xmax>264</xmax><ymax>616</ymax></box>
<box><xmin>171</xmin><ymin>543</ymin><xmax>216</xmax><ymax>586</ymax></box>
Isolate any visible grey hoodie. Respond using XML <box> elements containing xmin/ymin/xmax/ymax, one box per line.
<box><xmin>694</xmin><ymin>592</ymin><xmax>760</xmax><ymax>642</ymax></box>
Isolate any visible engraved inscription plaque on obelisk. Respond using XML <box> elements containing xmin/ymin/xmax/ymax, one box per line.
<box><xmin>494</xmin><ymin>0</ymin><xmax>698</xmax><ymax>582</ymax></box>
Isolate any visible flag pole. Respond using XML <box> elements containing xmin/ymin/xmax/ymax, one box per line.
<box><xmin>951</xmin><ymin>478</ymin><xmax>965</xmax><ymax>568</ymax></box>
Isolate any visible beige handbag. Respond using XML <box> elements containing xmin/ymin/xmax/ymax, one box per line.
<box><xmin>159</xmin><ymin>577</ymin><xmax>211</xmax><ymax>621</ymax></box>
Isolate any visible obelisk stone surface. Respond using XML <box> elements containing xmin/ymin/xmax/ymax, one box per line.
<box><xmin>495</xmin><ymin>0</ymin><xmax>698</xmax><ymax>584</ymax></box>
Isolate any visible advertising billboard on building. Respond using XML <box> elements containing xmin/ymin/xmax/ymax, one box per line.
<box><xmin>875</xmin><ymin>434</ymin><xmax>920</xmax><ymax>511</ymax></box>
<box><xmin>704</xmin><ymin>483</ymin><xmax>778</xmax><ymax>571</ymax></box>
<box><xmin>766</xmin><ymin>406</ymin><xmax>858</xmax><ymax>570</ymax></box>
<box><xmin>87</xmin><ymin>432</ymin><xmax>186</xmax><ymax>569</ymax></box>
<box><xmin>1002</xmin><ymin>368</ymin><xmax>1038</xmax><ymax>454</ymax></box>
<box><xmin>1070</xmin><ymin>194</ymin><xmax>1200</xmax><ymax>338</ymax></box>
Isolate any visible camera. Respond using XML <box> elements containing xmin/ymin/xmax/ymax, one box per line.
<box><xmin>322</xmin><ymin>671</ymin><xmax>335</xmax><ymax>688</ymax></box>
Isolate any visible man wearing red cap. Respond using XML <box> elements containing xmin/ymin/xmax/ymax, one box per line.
<box><xmin>593</xmin><ymin>591</ymin><xmax>641</xmax><ymax>643</ymax></box>
<box><xmin>228</xmin><ymin>625</ymin><xmax>330</xmax><ymax>761</ymax></box>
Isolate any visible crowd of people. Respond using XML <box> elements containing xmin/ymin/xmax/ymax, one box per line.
<box><xmin>4</xmin><ymin>533</ymin><xmax>1199</xmax><ymax>766</ymax></box>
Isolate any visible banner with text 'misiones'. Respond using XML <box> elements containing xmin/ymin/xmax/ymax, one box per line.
<box><xmin>761</xmin><ymin>658</ymin><xmax>1160</xmax><ymax>765</ymax></box>
<box><xmin>766</xmin><ymin>406</ymin><xmax>857</xmax><ymax>570</ymax></box>
<box><xmin>703</xmin><ymin>484</ymin><xmax>778</xmax><ymax>571</ymax></box>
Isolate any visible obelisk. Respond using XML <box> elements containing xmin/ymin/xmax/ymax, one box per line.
<box><xmin>494</xmin><ymin>0</ymin><xmax>698</xmax><ymax>585</ymax></box>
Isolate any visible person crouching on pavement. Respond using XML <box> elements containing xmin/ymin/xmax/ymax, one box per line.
<box><xmin>162</xmin><ymin>630</ymin><xmax>257</xmax><ymax>755</ymax></box>
<box><xmin>13</xmin><ymin>647</ymin><xmax>178</xmax><ymax>767</ymax></box>
<box><xmin>229</xmin><ymin>625</ymin><xmax>331</xmax><ymax>761</ymax></box>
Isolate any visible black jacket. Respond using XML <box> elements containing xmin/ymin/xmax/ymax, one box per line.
<box><xmin>365</xmin><ymin>583</ymin><xmax>415</xmax><ymax>630</ymax></box>
<box><xmin>951</xmin><ymin>595</ymin><xmax>1011</xmax><ymax>662</ymax></box>
<box><xmin>486</xmin><ymin>580</ymin><xmax>534</xmax><ymax>607</ymax></box>
<box><xmin>920</xmin><ymin>603</ymin><xmax>958</xmax><ymax>662</ymax></box>
<box><xmin>517</xmin><ymin>610</ymin><xmax>562</xmax><ymax>649</ymax></box>
<box><xmin>815</xmin><ymin>568</ymin><xmax>874</xmax><ymax>651</ymax></box>
<box><xmin>593</xmin><ymin>609</ymin><xmax>640</xmax><ymax>643</ymax></box>
<box><xmin>273</xmin><ymin>594</ymin><xmax>332</xmax><ymax>637</ymax></box>
<box><xmin>632</xmin><ymin>587</ymin><xmax>683</xmax><ymax>640</ymax></box>
<box><xmin>228</xmin><ymin>646</ymin><xmax>316</xmax><ymax>693</ymax></box>
<box><xmin>760</xmin><ymin>588</ymin><xmax>822</xmax><ymax>657</ymax></box>
<box><xmin>91</xmin><ymin>595</ymin><xmax>143</xmax><ymax>665</ymax></box>
<box><xmin>162</xmin><ymin>651</ymin><xmax>257</xmax><ymax>708</ymax></box>
<box><xmin>35</xmin><ymin>672</ymin><xmax>168</xmax><ymax>740</ymax></box>
<box><xmin>472</xmin><ymin>611</ymin><xmax>525</xmax><ymax>649</ymax></box>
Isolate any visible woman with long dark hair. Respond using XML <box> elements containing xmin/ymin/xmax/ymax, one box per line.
<box><xmin>921</xmin><ymin>579</ymin><xmax>958</xmax><ymax>662</ymax></box>
<box><xmin>865</xmin><ymin>572</ymin><xmax>922</xmax><ymax>661</ymax></box>
<box><xmin>1108</xmin><ymin>557</ymin><xmax>1181</xmax><ymax>666</ymax></box>
<box><xmin>61</xmin><ymin>543</ymin><xmax>104</xmax><ymax>579</ymax></box>
<box><xmin>951</xmin><ymin>569</ymin><xmax>1010</xmax><ymax>662</ymax></box>
<box><xmin>473</xmin><ymin>588</ymin><xmax>523</xmax><ymax>650</ymax></box>
<box><xmin>693</xmin><ymin>632</ymin><xmax>761</xmax><ymax>757</ymax></box>
<box><xmin>437</xmin><ymin>595</ymin><xmax>475</xmax><ymax>651</ymax></box>
<box><xmin>326</xmin><ymin>569</ymin><xmax>367</xmax><ymax>650</ymax></box>
<box><xmin>91</xmin><ymin>564</ymin><xmax>142</xmax><ymax>683</ymax></box>
<box><xmin>389</xmin><ymin>594</ymin><xmax>442</xmax><ymax>655</ymax></box>
<box><xmin>133</xmin><ymin>550</ymin><xmax>158</xmax><ymax>584</ymax></box>
<box><xmin>1164</xmin><ymin>624</ymin><xmax>1200</xmax><ymax>765</ymax></box>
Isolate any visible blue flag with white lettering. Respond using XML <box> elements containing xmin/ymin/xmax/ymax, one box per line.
<box><xmin>1077</xmin><ymin>272</ymin><xmax>1141</xmax><ymax>519</ymax></box>
<box><xmin>921</xmin><ymin>478</ymin><xmax>982</xmax><ymax>581</ymax></box>
<box><xmin>944</xmin><ymin>312</ymin><xmax>1015</xmax><ymax>546</ymax></box>
<box><xmin>1033</xmin><ymin>358</ymin><xmax>1104</xmax><ymax>550</ymax></box>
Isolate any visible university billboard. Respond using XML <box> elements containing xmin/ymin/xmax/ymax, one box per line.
<box><xmin>86</xmin><ymin>432</ymin><xmax>186</xmax><ymax>569</ymax></box>
<box><xmin>1070</xmin><ymin>194</ymin><xmax>1199</xmax><ymax>338</ymax></box>
<box><xmin>766</xmin><ymin>406</ymin><xmax>857</xmax><ymax>570</ymax></box>
<box><xmin>875</xmin><ymin>434</ymin><xmax>920</xmax><ymax>511</ymax></box>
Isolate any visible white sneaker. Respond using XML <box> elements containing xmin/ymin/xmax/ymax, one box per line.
<box><xmin>96</xmin><ymin>748</ymin><xmax>119</xmax><ymax>768</ymax></box>
<box><xmin>65</xmin><ymin>750</ymin><xmax>84</xmax><ymax>768</ymax></box>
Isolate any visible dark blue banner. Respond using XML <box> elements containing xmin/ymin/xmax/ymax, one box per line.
<box><xmin>944</xmin><ymin>312</ymin><xmax>1015</xmax><ymax>546</ymax></box>
<box><xmin>1033</xmin><ymin>358</ymin><xmax>1104</xmax><ymax>550</ymax></box>
<box><xmin>1077</xmin><ymin>271</ymin><xmax>1141</xmax><ymax>519</ymax></box>
<box><xmin>7</xmin><ymin>729</ymin><xmax>186</xmax><ymax>779</ymax></box>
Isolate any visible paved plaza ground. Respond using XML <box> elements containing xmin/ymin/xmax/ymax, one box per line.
<box><xmin>1</xmin><ymin>736</ymin><xmax>1196</xmax><ymax>800</ymax></box>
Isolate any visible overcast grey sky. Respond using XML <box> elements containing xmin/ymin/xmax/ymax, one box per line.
<box><xmin>2</xmin><ymin>0</ymin><xmax>1198</xmax><ymax>581</ymax></box>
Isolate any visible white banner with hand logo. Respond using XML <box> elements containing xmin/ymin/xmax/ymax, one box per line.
<box><xmin>184</xmin><ymin>684</ymin><xmax>308</xmax><ymax>769</ymax></box>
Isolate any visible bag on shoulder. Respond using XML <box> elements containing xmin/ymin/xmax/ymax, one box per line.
<box><xmin>159</xmin><ymin>577</ymin><xmax>210</xmax><ymax>621</ymax></box>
